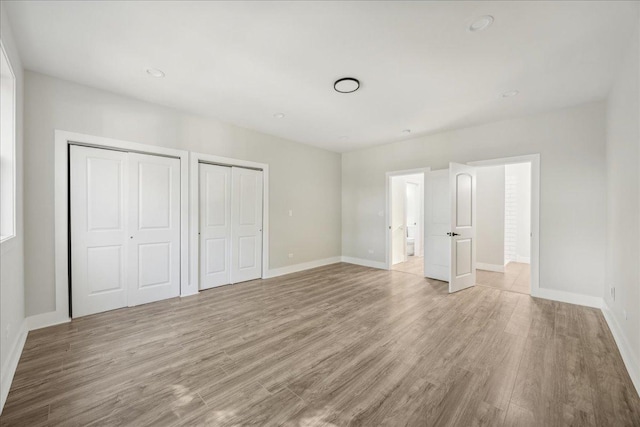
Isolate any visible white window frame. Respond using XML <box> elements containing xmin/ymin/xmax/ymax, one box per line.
<box><xmin>0</xmin><ymin>40</ymin><xmax>16</xmax><ymax>247</ymax></box>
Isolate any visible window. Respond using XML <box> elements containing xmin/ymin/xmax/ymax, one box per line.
<box><xmin>0</xmin><ymin>42</ymin><xmax>16</xmax><ymax>243</ymax></box>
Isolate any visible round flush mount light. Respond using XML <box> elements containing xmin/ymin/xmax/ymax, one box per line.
<box><xmin>273</xmin><ymin>112</ymin><xmax>285</xmax><ymax>119</ymax></box>
<box><xmin>146</xmin><ymin>68</ymin><xmax>165</xmax><ymax>78</ymax></box>
<box><xmin>468</xmin><ymin>15</ymin><xmax>494</xmax><ymax>32</ymax></box>
<box><xmin>334</xmin><ymin>78</ymin><xmax>360</xmax><ymax>94</ymax></box>
<box><xmin>402</xmin><ymin>129</ymin><xmax>411</xmax><ymax>134</ymax></box>
<box><xmin>502</xmin><ymin>90</ymin><xmax>519</xmax><ymax>98</ymax></box>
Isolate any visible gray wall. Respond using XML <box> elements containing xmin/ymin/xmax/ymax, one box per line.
<box><xmin>342</xmin><ymin>102</ymin><xmax>607</xmax><ymax>298</ymax></box>
<box><xmin>0</xmin><ymin>2</ymin><xmax>25</xmax><ymax>400</ymax></box>
<box><xmin>605</xmin><ymin>18</ymin><xmax>639</xmax><ymax>374</ymax></box>
<box><xmin>23</xmin><ymin>71</ymin><xmax>342</xmax><ymax>317</ymax></box>
<box><xmin>476</xmin><ymin>165</ymin><xmax>505</xmax><ymax>268</ymax></box>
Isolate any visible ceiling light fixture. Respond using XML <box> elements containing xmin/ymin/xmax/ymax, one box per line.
<box><xmin>502</xmin><ymin>90</ymin><xmax>519</xmax><ymax>98</ymax></box>
<box><xmin>273</xmin><ymin>113</ymin><xmax>285</xmax><ymax>119</ymax></box>
<box><xmin>402</xmin><ymin>129</ymin><xmax>411</xmax><ymax>134</ymax></box>
<box><xmin>146</xmin><ymin>68</ymin><xmax>165</xmax><ymax>78</ymax></box>
<box><xmin>468</xmin><ymin>15</ymin><xmax>494</xmax><ymax>32</ymax></box>
<box><xmin>334</xmin><ymin>78</ymin><xmax>360</xmax><ymax>94</ymax></box>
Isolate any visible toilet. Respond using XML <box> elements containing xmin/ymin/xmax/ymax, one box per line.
<box><xmin>406</xmin><ymin>225</ymin><xmax>416</xmax><ymax>256</ymax></box>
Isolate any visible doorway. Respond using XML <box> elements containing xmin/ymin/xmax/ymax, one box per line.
<box><xmin>476</xmin><ymin>162</ymin><xmax>532</xmax><ymax>294</ymax></box>
<box><xmin>388</xmin><ymin>172</ymin><xmax>425</xmax><ymax>276</ymax></box>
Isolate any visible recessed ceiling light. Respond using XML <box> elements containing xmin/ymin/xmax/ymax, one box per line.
<box><xmin>468</xmin><ymin>15</ymin><xmax>494</xmax><ymax>32</ymax></box>
<box><xmin>502</xmin><ymin>90</ymin><xmax>519</xmax><ymax>98</ymax></box>
<box><xmin>273</xmin><ymin>113</ymin><xmax>285</xmax><ymax>119</ymax></box>
<box><xmin>402</xmin><ymin>129</ymin><xmax>411</xmax><ymax>134</ymax></box>
<box><xmin>146</xmin><ymin>68</ymin><xmax>165</xmax><ymax>78</ymax></box>
<box><xmin>334</xmin><ymin>78</ymin><xmax>360</xmax><ymax>94</ymax></box>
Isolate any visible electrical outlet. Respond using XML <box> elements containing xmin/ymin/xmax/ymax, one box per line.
<box><xmin>368</xmin><ymin>249</ymin><xmax>374</xmax><ymax>254</ymax></box>
<box><xmin>610</xmin><ymin>287</ymin><xmax>615</xmax><ymax>301</ymax></box>
<box><xmin>288</xmin><ymin>253</ymin><xmax>294</xmax><ymax>258</ymax></box>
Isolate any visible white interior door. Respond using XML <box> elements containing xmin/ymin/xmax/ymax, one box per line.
<box><xmin>231</xmin><ymin>167</ymin><xmax>263</xmax><ymax>283</ymax></box>
<box><xmin>391</xmin><ymin>176</ymin><xmax>407</xmax><ymax>265</ymax></box>
<box><xmin>70</xmin><ymin>145</ymin><xmax>128</xmax><ymax>317</ymax></box>
<box><xmin>128</xmin><ymin>153</ymin><xmax>181</xmax><ymax>305</ymax></box>
<box><xmin>424</xmin><ymin>169</ymin><xmax>450</xmax><ymax>281</ymax></box>
<box><xmin>199</xmin><ymin>163</ymin><xmax>231</xmax><ymax>289</ymax></box>
<box><xmin>449</xmin><ymin>162</ymin><xmax>477</xmax><ymax>293</ymax></box>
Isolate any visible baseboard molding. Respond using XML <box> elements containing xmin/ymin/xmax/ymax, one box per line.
<box><xmin>516</xmin><ymin>255</ymin><xmax>531</xmax><ymax>264</ymax></box>
<box><xmin>1</xmin><ymin>319</ymin><xmax>28</xmax><ymax>414</ymax></box>
<box><xmin>602</xmin><ymin>302</ymin><xmax>640</xmax><ymax>396</ymax></box>
<box><xmin>264</xmin><ymin>256</ymin><xmax>342</xmax><ymax>279</ymax></box>
<box><xmin>531</xmin><ymin>287</ymin><xmax>602</xmax><ymax>309</ymax></box>
<box><xmin>340</xmin><ymin>256</ymin><xmax>387</xmax><ymax>270</ymax></box>
<box><xmin>26</xmin><ymin>311</ymin><xmax>70</xmax><ymax>331</ymax></box>
<box><xmin>477</xmin><ymin>262</ymin><xmax>505</xmax><ymax>273</ymax></box>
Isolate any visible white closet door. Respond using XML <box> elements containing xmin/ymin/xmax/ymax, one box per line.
<box><xmin>128</xmin><ymin>153</ymin><xmax>181</xmax><ymax>306</ymax></box>
<box><xmin>70</xmin><ymin>145</ymin><xmax>128</xmax><ymax>317</ymax></box>
<box><xmin>231</xmin><ymin>167</ymin><xmax>263</xmax><ymax>283</ymax></box>
<box><xmin>199</xmin><ymin>163</ymin><xmax>231</xmax><ymax>289</ymax></box>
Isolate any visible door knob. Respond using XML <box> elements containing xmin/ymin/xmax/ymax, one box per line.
<box><xmin>446</xmin><ymin>232</ymin><xmax>460</xmax><ymax>237</ymax></box>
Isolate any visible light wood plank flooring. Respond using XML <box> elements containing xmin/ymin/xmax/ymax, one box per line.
<box><xmin>477</xmin><ymin>262</ymin><xmax>531</xmax><ymax>294</ymax></box>
<box><xmin>390</xmin><ymin>255</ymin><xmax>424</xmax><ymax>276</ymax></box>
<box><xmin>2</xmin><ymin>263</ymin><xmax>639</xmax><ymax>426</ymax></box>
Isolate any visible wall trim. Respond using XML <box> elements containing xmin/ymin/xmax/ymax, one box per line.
<box><xmin>341</xmin><ymin>256</ymin><xmax>388</xmax><ymax>270</ymax></box>
<box><xmin>602</xmin><ymin>302</ymin><xmax>640</xmax><ymax>396</ymax></box>
<box><xmin>516</xmin><ymin>255</ymin><xmax>531</xmax><ymax>264</ymax></box>
<box><xmin>531</xmin><ymin>287</ymin><xmax>603</xmax><ymax>309</ymax></box>
<box><xmin>264</xmin><ymin>257</ymin><xmax>341</xmax><ymax>279</ymax></box>
<box><xmin>26</xmin><ymin>311</ymin><xmax>70</xmax><ymax>331</ymax></box>
<box><xmin>477</xmin><ymin>262</ymin><xmax>505</xmax><ymax>273</ymax></box>
<box><xmin>0</xmin><ymin>319</ymin><xmax>27</xmax><ymax>414</ymax></box>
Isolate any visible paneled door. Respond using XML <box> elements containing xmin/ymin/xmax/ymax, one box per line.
<box><xmin>449</xmin><ymin>162</ymin><xmax>477</xmax><ymax>293</ymax></box>
<box><xmin>424</xmin><ymin>169</ymin><xmax>450</xmax><ymax>281</ymax></box>
<box><xmin>127</xmin><ymin>153</ymin><xmax>181</xmax><ymax>306</ymax></box>
<box><xmin>70</xmin><ymin>145</ymin><xmax>128</xmax><ymax>317</ymax></box>
<box><xmin>230</xmin><ymin>167</ymin><xmax>263</xmax><ymax>283</ymax></box>
<box><xmin>199</xmin><ymin>163</ymin><xmax>232</xmax><ymax>289</ymax></box>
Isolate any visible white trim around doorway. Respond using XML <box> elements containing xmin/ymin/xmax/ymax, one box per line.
<box><xmin>189</xmin><ymin>152</ymin><xmax>270</xmax><ymax>291</ymax></box>
<box><xmin>50</xmin><ymin>130</ymin><xmax>190</xmax><ymax>327</ymax></box>
<box><xmin>467</xmin><ymin>154</ymin><xmax>540</xmax><ymax>298</ymax></box>
<box><xmin>385</xmin><ymin>167</ymin><xmax>430</xmax><ymax>271</ymax></box>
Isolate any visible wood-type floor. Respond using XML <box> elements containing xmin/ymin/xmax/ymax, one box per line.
<box><xmin>2</xmin><ymin>263</ymin><xmax>639</xmax><ymax>426</ymax></box>
<box><xmin>477</xmin><ymin>262</ymin><xmax>531</xmax><ymax>295</ymax></box>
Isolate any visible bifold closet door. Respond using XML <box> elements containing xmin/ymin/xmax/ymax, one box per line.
<box><xmin>127</xmin><ymin>153</ymin><xmax>181</xmax><ymax>306</ymax></box>
<box><xmin>71</xmin><ymin>145</ymin><xmax>128</xmax><ymax>317</ymax></box>
<box><xmin>199</xmin><ymin>163</ymin><xmax>231</xmax><ymax>289</ymax></box>
<box><xmin>231</xmin><ymin>167</ymin><xmax>263</xmax><ymax>283</ymax></box>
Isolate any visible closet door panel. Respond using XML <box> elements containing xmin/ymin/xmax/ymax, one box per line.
<box><xmin>231</xmin><ymin>167</ymin><xmax>263</xmax><ymax>283</ymax></box>
<box><xmin>70</xmin><ymin>145</ymin><xmax>128</xmax><ymax>317</ymax></box>
<box><xmin>199</xmin><ymin>163</ymin><xmax>232</xmax><ymax>289</ymax></box>
<box><xmin>128</xmin><ymin>153</ymin><xmax>181</xmax><ymax>305</ymax></box>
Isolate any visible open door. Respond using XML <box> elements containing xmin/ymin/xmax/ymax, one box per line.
<box><xmin>391</xmin><ymin>176</ymin><xmax>407</xmax><ymax>265</ymax></box>
<box><xmin>449</xmin><ymin>162</ymin><xmax>477</xmax><ymax>293</ymax></box>
<box><xmin>424</xmin><ymin>170</ymin><xmax>450</xmax><ymax>281</ymax></box>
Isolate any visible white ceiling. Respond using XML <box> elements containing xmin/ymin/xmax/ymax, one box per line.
<box><xmin>5</xmin><ymin>1</ymin><xmax>639</xmax><ymax>152</ymax></box>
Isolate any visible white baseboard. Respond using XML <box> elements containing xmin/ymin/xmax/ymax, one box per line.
<box><xmin>264</xmin><ymin>256</ymin><xmax>342</xmax><ymax>279</ymax></box>
<box><xmin>477</xmin><ymin>262</ymin><xmax>505</xmax><ymax>273</ymax></box>
<box><xmin>602</xmin><ymin>302</ymin><xmax>640</xmax><ymax>396</ymax></box>
<box><xmin>516</xmin><ymin>255</ymin><xmax>531</xmax><ymax>264</ymax></box>
<box><xmin>26</xmin><ymin>311</ymin><xmax>70</xmax><ymax>331</ymax></box>
<box><xmin>1</xmin><ymin>319</ymin><xmax>28</xmax><ymax>414</ymax></box>
<box><xmin>340</xmin><ymin>256</ymin><xmax>387</xmax><ymax>270</ymax></box>
<box><xmin>531</xmin><ymin>287</ymin><xmax>603</xmax><ymax>309</ymax></box>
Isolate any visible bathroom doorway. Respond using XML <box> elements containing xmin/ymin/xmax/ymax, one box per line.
<box><xmin>389</xmin><ymin>172</ymin><xmax>425</xmax><ymax>276</ymax></box>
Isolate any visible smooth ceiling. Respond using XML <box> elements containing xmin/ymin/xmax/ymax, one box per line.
<box><xmin>5</xmin><ymin>1</ymin><xmax>638</xmax><ymax>152</ymax></box>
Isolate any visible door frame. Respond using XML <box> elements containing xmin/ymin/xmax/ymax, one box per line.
<box><xmin>467</xmin><ymin>154</ymin><xmax>540</xmax><ymax>296</ymax></box>
<box><xmin>54</xmin><ymin>130</ymin><xmax>190</xmax><ymax>323</ymax></box>
<box><xmin>189</xmin><ymin>151</ymin><xmax>269</xmax><ymax>290</ymax></box>
<box><xmin>385</xmin><ymin>167</ymin><xmax>430</xmax><ymax>270</ymax></box>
